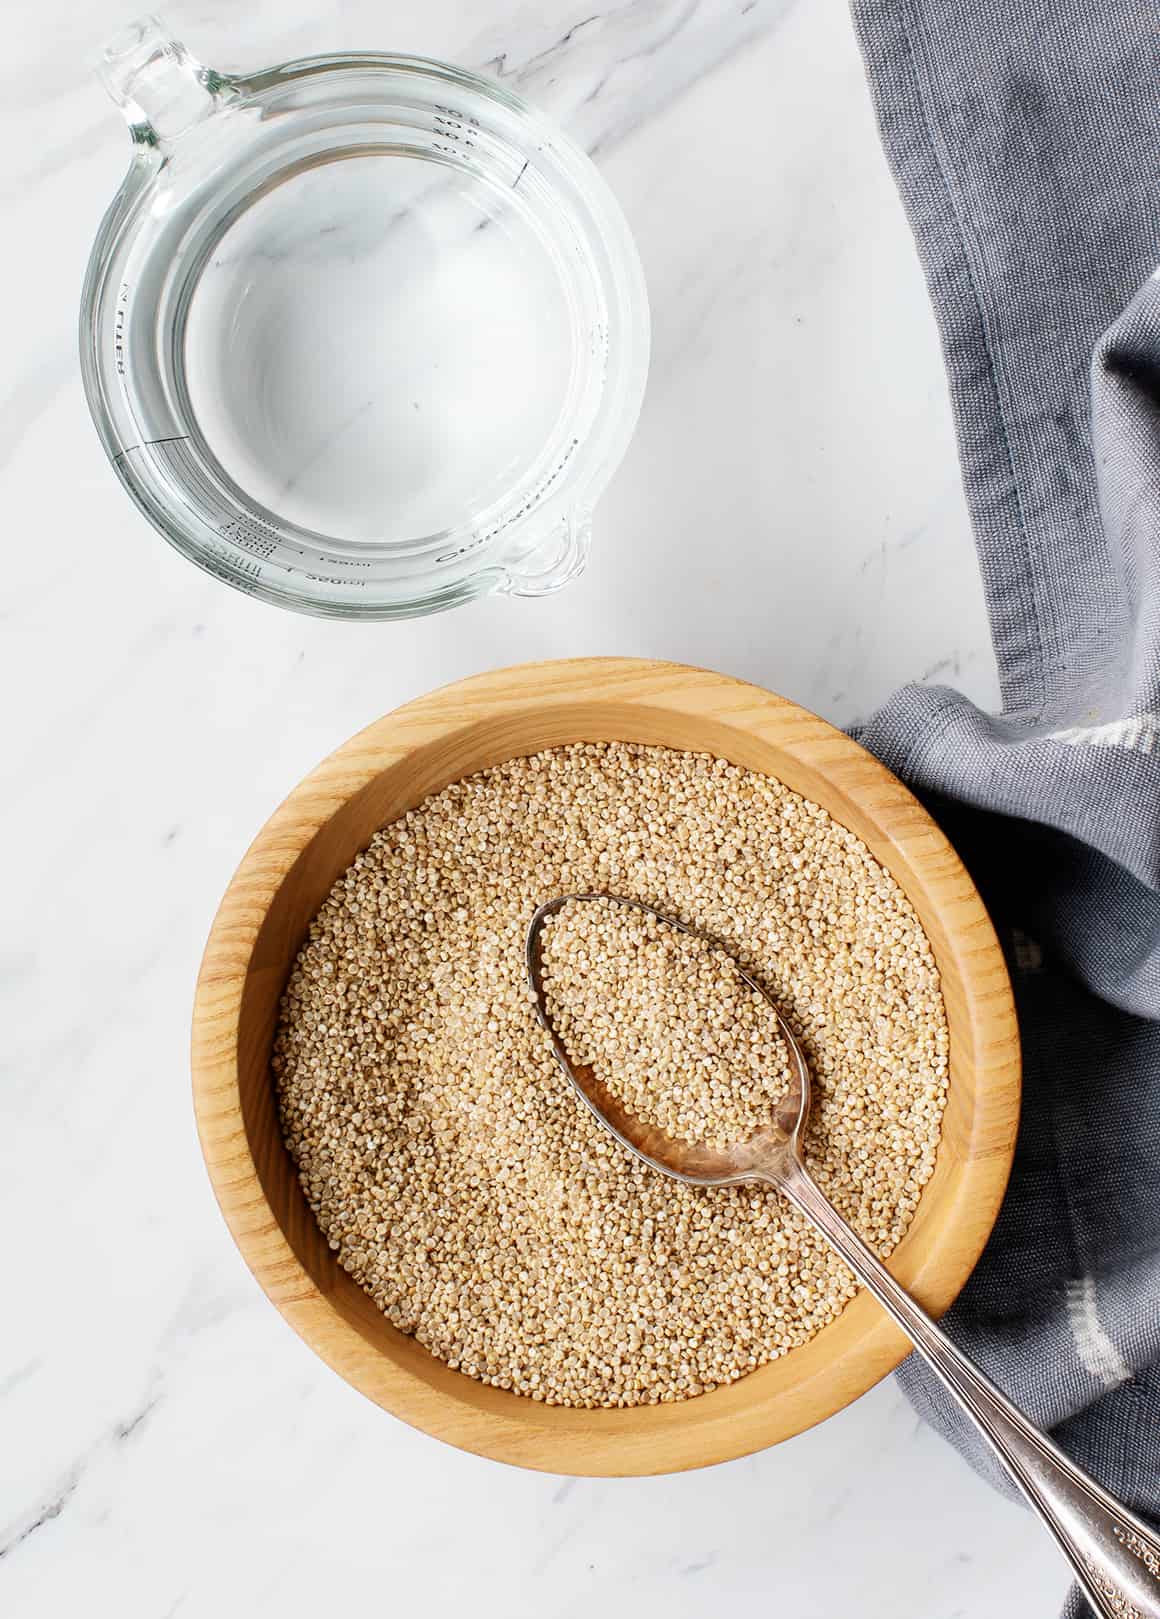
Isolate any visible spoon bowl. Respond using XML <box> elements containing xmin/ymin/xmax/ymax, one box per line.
<box><xmin>526</xmin><ymin>892</ymin><xmax>808</xmax><ymax>1185</ymax></box>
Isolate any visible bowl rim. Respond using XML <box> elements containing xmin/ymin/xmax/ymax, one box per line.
<box><xmin>191</xmin><ymin>656</ymin><xmax>1020</xmax><ymax>1474</ymax></box>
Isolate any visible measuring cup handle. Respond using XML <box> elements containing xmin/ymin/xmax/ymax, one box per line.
<box><xmin>503</xmin><ymin>509</ymin><xmax>593</xmax><ymax>597</ymax></box>
<box><xmin>99</xmin><ymin>14</ymin><xmax>225</xmax><ymax>151</ymax></box>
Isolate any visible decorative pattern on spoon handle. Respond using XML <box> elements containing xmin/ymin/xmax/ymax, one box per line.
<box><xmin>1085</xmin><ymin>1529</ymin><xmax>1160</xmax><ymax>1619</ymax></box>
<box><xmin>1085</xmin><ymin>1556</ymin><xmax>1146</xmax><ymax>1619</ymax></box>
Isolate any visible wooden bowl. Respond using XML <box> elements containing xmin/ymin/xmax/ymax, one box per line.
<box><xmin>192</xmin><ymin>658</ymin><xmax>1019</xmax><ymax>1475</ymax></box>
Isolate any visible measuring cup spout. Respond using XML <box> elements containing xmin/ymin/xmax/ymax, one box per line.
<box><xmin>98</xmin><ymin>14</ymin><xmax>222</xmax><ymax>150</ymax></box>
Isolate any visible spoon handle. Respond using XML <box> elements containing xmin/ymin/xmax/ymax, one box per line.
<box><xmin>772</xmin><ymin>1158</ymin><xmax>1160</xmax><ymax>1619</ymax></box>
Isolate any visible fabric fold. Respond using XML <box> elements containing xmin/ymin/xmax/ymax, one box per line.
<box><xmin>849</xmin><ymin>3</ymin><xmax>1160</xmax><ymax>1612</ymax></box>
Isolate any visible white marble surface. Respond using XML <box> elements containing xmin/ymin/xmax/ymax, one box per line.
<box><xmin>2</xmin><ymin>0</ymin><xmax>1070</xmax><ymax>1614</ymax></box>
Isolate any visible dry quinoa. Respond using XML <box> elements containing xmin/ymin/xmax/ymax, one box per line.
<box><xmin>273</xmin><ymin>742</ymin><xmax>949</xmax><ymax>1408</ymax></box>
<box><xmin>538</xmin><ymin>896</ymin><xmax>795</xmax><ymax>1149</ymax></box>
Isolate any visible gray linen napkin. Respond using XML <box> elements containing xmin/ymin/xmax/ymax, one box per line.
<box><xmin>848</xmin><ymin>1</ymin><xmax>1160</xmax><ymax>1612</ymax></box>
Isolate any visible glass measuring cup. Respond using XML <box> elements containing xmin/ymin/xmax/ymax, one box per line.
<box><xmin>80</xmin><ymin>17</ymin><xmax>649</xmax><ymax>619</ymax></box>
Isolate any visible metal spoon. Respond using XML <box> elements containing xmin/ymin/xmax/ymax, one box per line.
<box><xmin>526</xmin><ymin>892</ymin><xmax>1160</xmax><ymax>1619</ymax></box>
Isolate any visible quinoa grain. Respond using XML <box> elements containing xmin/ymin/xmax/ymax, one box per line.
<box><xmin>273</xmin><ymin>742</ymin><xmax>949</xmax><ymax>1408</ymax></box>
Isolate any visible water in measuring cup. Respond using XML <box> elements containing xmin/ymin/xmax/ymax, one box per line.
<box><xmin>184</xmin><ymin>154</ymin><xmax>575</xmax><ymax>545</ymax></box>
